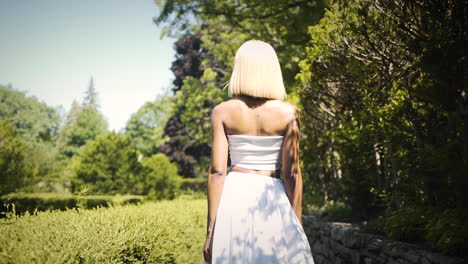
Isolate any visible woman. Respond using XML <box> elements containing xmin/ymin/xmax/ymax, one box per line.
<box><xmin>202</xmin><ymin>40</ymin><xmax>315</xmax><ymax>264</ymax></box>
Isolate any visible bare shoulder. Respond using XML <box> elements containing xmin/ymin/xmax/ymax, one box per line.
<box><xmin>211</xmin><ymin>99</ymin><xmax>238</xmax><ymax>119</ymax></box>
<box><xmin>281</xmin><ymin>101</ymin><xmax>298</xmax><ymax>114</ymax></box>
<box><xmin>267</xmin><ymin>100</ymin><xmax>298</xmax><ymax>120</ymax></box>
<box><xmin>214</xmin><ymin>98</ymin><xmax>245</xmax><ymax>111</ymax></box>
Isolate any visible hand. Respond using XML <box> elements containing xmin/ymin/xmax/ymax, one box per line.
<box><xmin>203</xmin><ymin>236</ymin><xmax>213</xmax><ymax>263</ymax></box>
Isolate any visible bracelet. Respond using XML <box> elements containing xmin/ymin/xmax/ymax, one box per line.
<box><xmin>206</xmin><ymin>234</ymin><xmax>213</xmax><ymax>238</ymax></box>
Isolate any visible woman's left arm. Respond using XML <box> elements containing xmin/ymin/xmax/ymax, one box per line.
<box><xmin>206</xmin><ymin>104</ymin><xmax>229</xmax><ymax>237</ymax></box>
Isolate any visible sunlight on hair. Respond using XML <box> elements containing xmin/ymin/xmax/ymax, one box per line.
<box><xmin>228</xmin><ymin>40</ymin><xmax>287</xmax><ymax>100</ymax></box>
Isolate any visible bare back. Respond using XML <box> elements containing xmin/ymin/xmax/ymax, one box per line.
<box><xmin>208</xmin><ymin>95</ymin><xmax>304</xmax><ymax>235</ymax></box>
<box><xmin>217</xmin><ymin>96</ymin><xmax>296</xmax><ymax>136</ymax></box>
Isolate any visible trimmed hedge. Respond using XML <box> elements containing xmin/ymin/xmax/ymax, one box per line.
<box><xmin>0</xmin><ymin>192</ymin><xmax>144</xmax><ymax>218</ymax></box>
<box><xmin>0</xmin><ymin>199</ymin><xmax>206</xmax><ymax>263</ymax></box>
<box><xmin>180</xmin><ymin>178</ymin><xmax>206</xmax><ymax>192</ymax></box>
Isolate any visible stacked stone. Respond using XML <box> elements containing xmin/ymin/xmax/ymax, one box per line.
<box><xmin>303</xmin><ymin>216</ymin><xmax>468</xmax><ymax>264</ymax></box>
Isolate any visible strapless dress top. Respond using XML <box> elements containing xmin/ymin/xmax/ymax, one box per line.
<box><xmin>227</xmin><ymin>134</ymin><xmax>284</xmax><ymax>171</ymax></box>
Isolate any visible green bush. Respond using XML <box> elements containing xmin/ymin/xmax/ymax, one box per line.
<box><xmin>425</xmin><ymin>208</ymin><xmax>468</xmax><ymax>256</ymax></box>
<box><xmin>306</xmin><ymin>200</ymin><xmax>354</xmax><ymax>221</ymax></box>
<box><xmin>180</xmin><ymin>178</ymin><xmax>207</xmax><ymax>192</ymax></box>
<box><xmin>140</xmin><ymin>153</ymin><xmax>182</xmax><ymax>200</ymax></box>
<box><xmin>0</xmin><ymin>199</ymin><xmax>206</xmax><ymax>264</ymax></box>
<box><xmin>0</xmin><ymin>196</ymin><xmax>78</xmax><ymax>218</ymax></box>
<box><xmin>384</xmin><ymin>207</ymin><xmax>435</xmax><ymax>242</ymax></box>
<box><xmin>73</xmin><ymin>132</ymin><xmax>142</xmax><ymax>195</ymax></box>
<box><xmin>0</xmin><ymin>192</ymin><xmax>144</xmax><ymax>218</ymax></box>
<box><xmin>384</xmin><ymin>206</ymin><xmax>468</xmax><ymax>256</ymax></box>
<box><xmin>121</xmin><ymin>198</ymin><xmax>143</xmax><ymax>205</ymax></box>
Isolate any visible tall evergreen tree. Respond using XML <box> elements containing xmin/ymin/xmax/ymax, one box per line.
<box><xmin>65</xmin><ymin>100</ymin><xmax>81</xmax><ymax>127</ymax></box>
<box><xmin>58</xmin><ymin>80</ymin><xmax>108</xmax><ymax>159</ymax></box>
<box><xmin>82</xmin><ymin>76</ymin><xmax>99</xmax><ymax>109</ymax></box>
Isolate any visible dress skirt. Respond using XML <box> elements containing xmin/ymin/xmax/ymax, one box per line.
<box><xmin>203</xmin><ymin>171</ymin><xmax>315</xmax><ymax>264</ymax></box>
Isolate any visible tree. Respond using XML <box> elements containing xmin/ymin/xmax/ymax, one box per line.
<box><xmin>0</xmin><ymin>85</ymin><xmax>63</xmax><ymax>187</ymax></box>
<box><xmin>0</xmin><ymin>119</ymin><xmax>33</xmax><ymax>195</ymax></box>
<box><xmin>124</xmin><ymin>92</ymin><xmax>173</xmax><ymax>156</ymax></box>
<box><xmin>154</xmin><ymin>0</ymin><xmax>328</xmax><ymax>92</ymax></box>
<box><xmin>296</xmin><ymin>0</ymin><xmax>468</xmax><ymax>215</ymax></box>
<box><xmin>170</xmin><ymin>33</ymin><xmax>206</xmax><ymax>92</ymax></box>
<box><xmin>67</xmin><ymin>100</ymin><xmax>82</xmax><ymax>126</ymax></box>
<box><xmin>0</xmin><ymin>85</ymin><xmax>61</xmax><ymax>147</ymax></box>
<box><xmin>82</xmin><ymin>76</ymin><xmax>99</xmax><ymax>109</ymax></box>
<box><xmin>174</xmin><ymin>69</ymin><xmax>226</xmax><ymax>146</ymax></box>
<box><xmin>160</xmin><ymin>69</ymin><xmax>227</xmax><ymax>178</ymax></box>
<box><xmin>73</xmin><ymin>132</ymin><xmax>142</xmax><ymax>194</ymax></box>
<box><xmin>58</xmin><ymin>81</ymin><xmax>108</xmax><ymax>159</ymax></box>
<box><xmin>154</xmin><ymin>35</ymin><xmax>216</xmax><ymax>177</ymax></box>
<box><xmin>58</xmin><ymin>106</ymin><xmax>108</xmax><ymax>158</ymax></box>
<box><xmin>158</xmin><ymin>33</ymin><xmax>227</xmax><ymax>178</ymax></box>
<box><xmin>153</xmin><ymin>1</ymin><xmax>328</xmax><ymax>178</ymax></box>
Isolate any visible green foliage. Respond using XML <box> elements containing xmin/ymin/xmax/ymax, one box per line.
<box><xmin>73</xmin><ymin>132</ymin><xmax>142</xmax><ymax>194</ymax></box>
<box><xmin>297</xmin><ymin>0</ymin><xmax>468</xmax><ymax>221</ymax></box>
<box><xmin>0</xmin><ymin>192</ymin><xmax>144</xmax><ymax>218</ymax></box>
<box><xmin>0</xmin><ymin>199</ymin><xmax>206</xmax><ymax>263</ymax></box>
<box><xmin>73</xmin><ymin>132</ymin><xmax>181</xmax><ymax>199</ymax></box>
<box><xmin>0</xmin><ymin>85</ymin><xmax>61</xmax><ymax>145</ymax></box>
<box><xmin>180</xmin><ymin>177</ymin><xmax>207</xmax><ymax>192</ymax></box>
<box><xmin>140</xmin><ymin>153</ymin><xmax>182</xmax><ymax>200</ymax></box>
<box><xmin>384</xmin><ymin>207</ymin><xmax>436</xmax><ymax>243</ymax></box>
<box><xmin>124</xmin><ymin>93</ymin><xmax>173</xmax><ymax>156</ymax></box>
<box><xmin>154</xmin><ymin>1</ymin><xmax>328</xmax><ymax>178</ymax></box>
<box><xmin>0</xmin><ymin>119</ymin><xmax>33</xmax><ymax>196</ymax></box>
<box><xmin>384</xmin><ymin>206</ymin><xmax>468</xmax><ymax>256</ymax></box>
<box><xmin>425</xmin><ymin>209</ymin><xmax>468</xmax><ymax>256</ymax></box>
<box><xmin>154</xmin><ymin>0</ymin><xmax>328</xmax><ymax>90</ymax></box>
<box><xmin>58</xmin><ymin>105</ymin><xmax>108</xmax><ymax>158</ymax></box>
<box><xmin>174</xmin><ymin>69</ymin><xmax>227</xmax><ymax>146</ymax></box>
<box><xmin>0</xmin><ymin>85</ymin><xmax>64</xmax><ymax>185</ymax></box>
<box><xmin>58</xmin><ymin>78</ymin><xmax>108</xmax><ymax>160</ymax></box>
<box><xmin>158</xmin><ymin>33</ymin><xmax>222</xmax><ymax>178</ymax></box>
<box><xmin>168</xmin><ymin>69</ymin><xmax>227</xmax><ymax>177</ymax></box>
<box><xmin>153</xmin><ymin>1</ymin><xmax>467</xmax><ymax>256</ymax></box>
<box><xmin>306</xmin><ymin>200</ymin><xmax>354</xmax><ymax>222</ymax></box>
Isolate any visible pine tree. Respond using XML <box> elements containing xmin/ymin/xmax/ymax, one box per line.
<box><xmin>82</xmin><ymin>76</ymin><xmax>99</xmax><ymax>109</ymax></box>
<box><xmin>58</xmin><ymin>89</ymin><xmax>108</xmax><ymax>159</ymax></box>
<box><xmin>66</xmin><ymin>99</ymin><xmax>81</xmax><ymax>127</ymax></box>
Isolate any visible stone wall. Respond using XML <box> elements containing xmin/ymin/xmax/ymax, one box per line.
<box><xmin>302</xmin><ymin>216</ymin><xmax>468</xmax><ymax>264</ymax></box>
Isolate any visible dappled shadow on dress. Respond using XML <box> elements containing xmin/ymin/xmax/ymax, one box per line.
<box><xmin>210</xmin><ymin>172</ymin><xmax>315</xmax><ymax>264</ymax></box>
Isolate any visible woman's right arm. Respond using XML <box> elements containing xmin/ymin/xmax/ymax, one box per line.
<box><xmin>281</xmin><ymin>106</ymin><xmax>303</xmax><ymax>225</ymax></box>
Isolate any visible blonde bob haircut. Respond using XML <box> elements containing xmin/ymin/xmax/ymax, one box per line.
<box><xmin>227</xmin><ymin>40</ymin><xmax>287</xmax><ymax>100</ymax></box>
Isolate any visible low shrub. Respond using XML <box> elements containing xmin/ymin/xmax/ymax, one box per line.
<box><xmin>384</xmin><ymin>207</ymin><xmax>434</xmax><ymax>242</ymax></box>
<box><xmin>306</xmin><ymin>200</ymin><xmax>354</xmax><ymax>221</ymax></box>
<box><xmin>425</xmin><ymin>208</ymin><xmax>468</xmax><ymax>256</ymax></box>
<box><xmin>0</xmin><ymin>192</ymin><xmax>144</xmax><ymax>218</ymax></box>
<box><xmin>384</xmin><ymin>206</ymin><xmax>468</xmax><ymax>256</ymax></box>
<box><xmin>0</xmin><ymin>199</ymin><xmax>206</xmax><ymax>263</ymax></box>
<box><xmin>180</xmin><ymin>178</ymin><xmax>207</xmax><ymax>192</ymax></box>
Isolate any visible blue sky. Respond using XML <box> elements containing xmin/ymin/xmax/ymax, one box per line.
<box><xmin>0</xmin><ymin>0</ymin><xmax>176</xmax><ymax>132</ymax></box>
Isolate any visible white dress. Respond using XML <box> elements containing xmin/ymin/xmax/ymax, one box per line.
<box><xmin>203</xmin><ymin>135</ymin><xmax>315</xmax><ymax>264</ymax></box>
